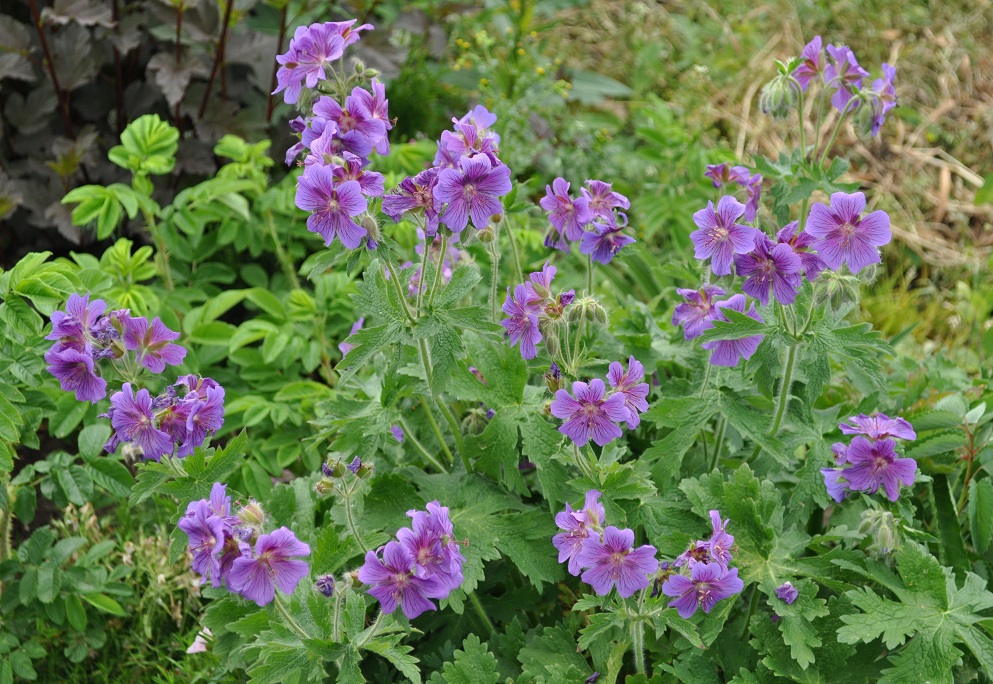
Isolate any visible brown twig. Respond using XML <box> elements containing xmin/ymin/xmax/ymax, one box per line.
<box><xmin>265</xmin><ymin>3</ymin><xmax>288</xmax><ymax>125</ymax></box>
<box><xmin>197</xmin><ymin>0</ymin><xmax>234</xmax><ymax>119</ymax></box>
<box><xmin>112</xmin><ymin>0</ymin><xmax>125</xmax><ymax>134</ymax></box>
<box><xmin>174</xmin><ymin>2</ymin><xmax>185</xmax><ymax>131</ymax></box>
<box><xmin>27</xmin><ymin>0</ymin><xmax>75</xmax><ymax>139</ymax></box>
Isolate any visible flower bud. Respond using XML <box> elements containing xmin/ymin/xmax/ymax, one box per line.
<box><xmin>859</xmin><ymin>509</ymin><xmax>901</xmax><ymax>556</ymax></box>
<box><xmin>353</xmin><ymin>59</ymin><xmax>366</xmax><ymax>75</ymax></box>
<box><xmin>544</xmin><ymin>331</ymin><xmax>560</xmax><ymax>359</ymax></box>
<box><xmin>315</xmin><ymin>574</ymin><xmax>335</xmax><ymax>597</ymax></box>
<box><xmin>361</xmin><ymin>215</ymin><xmax>380</xmax><ymax>243</ymax></box>
<box><xmin>544</xmin><ymin>362</ymin><xmax>561</xmax><ymax>393</ymax></box>
<box><xmin>477</xmin><ymin>225</ymin><xmax>496</xmax><ymax>242</ymax></box>
<box><xmin>759</xmin><ymin>74</ymin><xmax>799</xmax><ymax>120</ymax></box>
<box><xmin>558</xmin><ymin>290</ymin><xmax>575</xmax><ymax>308</ymax></box>
<box><xmin>314</xmin><ymin>478</ymin><xmax>333</xmax><ymax>495</ymax></box>
<box><xmin>238</xmin><ymin>499</ymin><xmax>266</xmax><ymax>527</ymax></box>
<box><xmin>591</xmin><ymin>302</ymin><xmax>608</xmax><ymax>326</ymax></box>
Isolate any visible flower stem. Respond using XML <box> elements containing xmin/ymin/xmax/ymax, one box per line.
<box><xmin>818</xmin><ymin>99</ymin><xmax>855</xmax><ymax>167</ymax></box>
<box><xmin>343</xmin><ymin>479</ymin><xmax>370</xmax><ymax>555</ymax></box>
<box><xmin>571</xmin><ymin>309</ymin><xmax>586</xmax><ymax>375</ymax></box>
<box><xmin>383</xmin><ymin>255</ymin><xmax>416</xmax><ymax>324</ymax></box>
<box><xmin>426</xmin><ymin>234</ymin><xmax>448</xmax><ymax>310</ymax></box>
<box><xmin>709</xmin><ymin>416</ymin><xmax>727</xmax><ymax>471</ymax></box>
<box><xmin>740</xmin><ymin>585</ymin><xmax>759</xmax><ymax>640</ymax></box>
<box><xmin>397</xmin><ymin>416</ymin><xmax>448</xmax><ymax>474</ymax></box>
<box><xmin>770</xmin><ymin>344</ymin><xmax>798</xmax><ymax>436</ymax></box>
<box><xmin>416</xmin><ymin>338</ymin><xmax>463</xmax><ymax>469</ymax></box>
<box><xmin>416</xmin><ymin>235</ymin><xmax>430</xmax><ymax>313</ymax></box>
<box><xmin>586</xmin><ymin>254</ymin><xmax>594</xmax><ymax>298</ymax></box>
<box><xmin>793</xmin><ymin>77</ymin><xmax>806</xmax><ymax>158</ymax></box>
<box><xmin>468</xmin><ymin>592</ymin><xmax>495</xmax><ymax>634</ymax></box>
<box><xmin>267</xmin><ymin>209</ymin><xmax>300</xmax><ymax>290</ymax></box>
<box><xmin>356</xmin><ymin>610</ymin><xmax>385</xmax><ymax>648</ymax></box>
<box><xmin>273</xmin><ymin>594</ymin><xmax>310</xmax><ymax>641</ymax></box>
<box><xmin>489</xmin><ymin>239</ymin><xmax>502</xmax><ymax>323</ymax></box>
<box><xmin>631</xmin><ymin>617</ymin><xmax>646</xmax><ymax>674</ymax></box>
<box><xmin>505</xmin><ymin>219</ymin><xmax>524</xmax><ymax>285</ymax></box>
<box><xmin>699</xmin><ymin>362</ymin><xmax>713</xmax><ymax>396</ymax></box>
<box><xmin>331</xmin><ymin>587</ymin><xmax>344</xmax><ymax>642</ymax></box>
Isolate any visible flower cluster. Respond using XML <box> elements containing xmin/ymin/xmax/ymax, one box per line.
<box><xmin>540</xmin><ymin>178</ymin><xmax>634</xmax><ymax>264</ymax></box>
<box><xmin>358</xmin><ymin>501</ymin><xmax>465</xmax><ymax>620</ymax></box>
<box><xmin>178</xmin><ymin>483</ymin><xmax>311</xmax><ymax>607</ymax></box>
<box><xmin>500</xmin><ymin>262</ymin><xmax>575</xmax><ymax>360</ymax></box>
<box><xmin>822</xmin><ymin>413</ymin><xmax>918</xmax><ymax>503</ymax></box>
<box><xmin>676</xmin><ymin>190</ymin><xmax>891</xmax><ymax>366</ymax></box>
<box><xmin>273</xmin><ymin>20</ymin><xmax>372</xmax><ymax>105</ymax></box>
<box><xmin>552</xmin><ymin>490</ymin><xmax>658</xmax><ymax>598</ymax></box>
<box><xmin>102</xmin><ymin>375</ymin><xmax>225</xmax><ymax>461</ymax></box>
<box><xmin>704</xmin><ymin>163</ymin><xmax>763</xmax><ymax>222</ymax></box>
<box><xmin>550</xmin><ymin>357</ymin><xmax>650</xmax><ymax>447</ymax></box>
<box><xmin>659</xmin><ymin>510</ymin><xmax>744</xmax><ymax>618</ymax></box>
<box><xmin>45</xmin><ymin>294</ymin><xmax>186</xmax><ymax>403</ymax></box>
<box><xmin>383</xmin><ymin>105</ymin><xmax>511</xmax><ymax>237</ymax></box>
<box><xmin>790</xmin><ymin>36</ymin><xmax>897</xmax><ymax>136</ymax></box>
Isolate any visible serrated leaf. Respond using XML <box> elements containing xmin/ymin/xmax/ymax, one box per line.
<box><xmin>968</xmin><ymin>478</ymin><xmax>993</xmax><ymax>554</ymax></box>
<box><xmin>427</xmin><ymin>634</ymin><xmax>498</xmax><ymax>684</ymax></box>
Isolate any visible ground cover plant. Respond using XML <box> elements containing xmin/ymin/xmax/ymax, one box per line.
<box><xmin>2</xmin><ymin>2</ymin><xmax>993</xmax><ymax>683</ymax></box>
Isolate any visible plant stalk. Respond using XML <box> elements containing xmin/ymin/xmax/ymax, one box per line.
<box><xmin>198</xmin><ymin>0</ymin><xmax>234</xmax><ymax>118</ymax></box>
<box><xmin>265</xmin><ymin>3</ymin><xmax>289</xmax><ymax>125</ymax></box>
<box><xmin>274</xmin><ymin>594</ymin><xmax>310</xmax><ymax>640</ymax></box>
<box><xmin>27</xmin><ymin>0</ymin><xmax>74</xmax><ymax>139</ymax></box>
<box><xmin>397</xmin><ymin>416</ymin><xmax>448</xmax><ymax>474</ymax></box>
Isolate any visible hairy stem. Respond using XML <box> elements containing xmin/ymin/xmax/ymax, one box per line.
<box><xmin>571</xmin><ymin>309</ymin><xmax>586</xmax><ymax>376</ymax></box>
<box><xmin>331</xmin><ymin>586</ymin><xmax>345</xmax><ymax>642</ymax></box>
<box><xmin>586</xmin><ymin>254</ymin><xmax>594</xmax><ymax>298</ymax></box>
<box><xmin>740</xmin><ymin>585</ymin><xmax>759</xmax><ymax>639</ymax></box>
<box><xmin>416</xmin><ymin>236</ymin><xmax>431</xmax><ymax>312</ymax></box>
<box><xmin>770</xmin><ymin>344</ymin><xmax>798</xmax><ymax>436</ymax></box>
<box><xmin>273</xmin><ymin>594</ymin><xmax>310</xmax><ymax>640</ymax></box>
<box><xmin>397</xmin><ymin>416</ymin><xmax>448</xmax><ymax>474</ymax></box>
<box><xmin>709</xmin><ymin>416</ymin><xmax>727</xmax><ymax>471</ymax></box>
<box><xmin>356</xmin><ymin>610</ymin><xmax>385</xmax><ymax>648</ymax></box>
<box><xmin>426</xmin><ymin>234</ymin><xmax>448</xmax><ymax>309</ymax></box>
<box><xmin>468</xmin><ymin>592</ymin><xmax>496</xmax><ymax>634</ymax></box>
<box><xmin>818</xmin><ymin>99</ymin><xmax>855</xmax><ymax>167</ymax></box>
<box><xmin>505</xmin><ymin>219</ymin><xmax>524</xmax><ymax>285</ymax></box>
<box><xmin>383</xmin><ymin>254</ymin><xmax>416</xmax><ymax>324</ymax></box>
<box><xmin>266</xmin><ymin>210</ymin><xmax>301</xmax><ymax>289</ymax></box>
<box><xmin>489</xmin><ymin>239</ymin><xmax>502</xmax><ymax>322</ymax></box>
<box><xmin>343</xmin><ymin>479</ymin><xmax>370</xmax><ymax>555</ymax></box>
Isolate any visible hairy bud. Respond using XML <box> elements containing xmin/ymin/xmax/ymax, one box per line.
<box><xmin>759</xmin><ymin>74</ymin><xmax>799</xmax><ymax>120</ymax></box>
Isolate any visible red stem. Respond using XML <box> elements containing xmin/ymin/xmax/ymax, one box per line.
<box><xmin>174</xmin><ymin>5</ymin><xmax>184</xmax><ymax>130</ymax></box>
<box><xmin>27</xmin><ymin>0</ymin><xmax>75</xmax><ymax>138</ymax></box>
<box><xmin>265</xmin><ymin>4</ymin><xmax>288</xmax><ymax>125</ymax></box>
<box><xmin>112</xmin><ymin>0</ymin><xmax>124</xmax><ymax>134</ymax></box>
<box><xmin>198</xmin><ymin>0</ymin><xmax>234</xmax><ymax>118</ymax></box>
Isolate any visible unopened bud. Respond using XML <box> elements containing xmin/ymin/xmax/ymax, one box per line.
<box><xmin>759</xmin><ymin>74</ymin><xmax>799</xmax><ymax>120</ymax></box>
<box><xmin>544</xmin><ymin>331</ymin><xmax>560</xmax><ymax>359</ymax></box>
<box><xmin>354</xmin><ymin>59</ymin><xmax>366</xmax><ymax>75</ymax></box>
<box><xmin>591</xmin><ymin>302</ymin><xmax>608</xmax><ymax>326</ymax></box>
<box><xmin>544</xmin><ymin>362</ymin><xmax>561</xmax><ymax>393</ymax></box>
<box><xmin>238</xmin><ymin>499</ymin><xmax>266</xmax><ymax>527</ymax></box>
<box><xmin>316</xmin><ymin>574</ymin><xmax>335</xmax><ymax>597</ymax></box>
<box><xmin>361</xmin><ymin>214</ymin><xmax>380</xmax><ymax>243</ymax></box>
<box><xmin>478</xmin><ymin>225</ymin><xmax>496</xmax><ymax>242</ymax></box>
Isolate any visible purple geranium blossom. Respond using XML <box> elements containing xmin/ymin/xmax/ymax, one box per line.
<box><xmin>804</xmin><ymin>192</ymin><xmax>891</xmax><ymax>273</ymax></box>
<box><xmin>501</xmin><ymin>284</ymin><xmax>542</xmax><ymax>360</ymax></box>
<box><xmin>743</xmin><ymin>173</ymin><xmax>762</xmax><ymax>222</ymax></box>
<box><xmin>457</xmin><ymin>105</ymin><xmax>499</xmax><ymax>141</ymax></box>
<box><xmin>661</xmin><ymin>562</ymin><xmax>743</xmax><ymax>618</ymax></box>
<box><xmin>734</xmin><ymin>233</ymin><xmax>803</xmax><ymax>306</ymax></box>
<box><xmin>576</xmin><ymin>526</ymin><xmax>659</xmax><ymax>598</ymax></box>
<box><xmin>540</xmin><ymin>177</ymin><xmax>592</xmax><ymax>242</ymax></box>
<box><xmin>183</xmin><ymin>384</ymin><xmax>225</xmax><ymax>456</ymax></box>
<box><xmin>832</xmin><ymin>442</ymin><xmax>849</xmax><ymax>464</ymax></box>
<box><xmin>840</xmin><ymin>413</ymin><xmax>916</xmax><ymax>441</ymax></box>
<box><xmin>47</xmin><ymin>293</ymin><xmax>107</xmax><ymax>351</ymax></box>
<box><xmin>822</xmin><ymin>467</ymin><xmax>850</xmax><ymax>503</ymax></box>
<box><xmin>331</xmin><ymin>152</ymin><xmax>385</xmax><ymax>197</ymax></box>
<box><xmin>326</xmin><ymin>19</ymin><xmax>373</xmax><ymax>48</ymax></box>
<box><xmin>824</xmin><ymin>44</ymin><xmax>870</xmax><ymax>112</ymax></box>
<box><xmin>792</xmin><ymin>36</ymin><xmax>824</xmax><ymax>91</ymax></box>
<box><xmin>606</xmin><ymin>356</ymin><xmax>650</xmax><ymax>429</ymax></box>
<box><xmin>358</xmin><ymin>541</ymin><xmax>448</xmax><ymax>620</ymax></box>
<box><xmin>690</xmin><ymin>196</ymin><xmax>760</xmax><ymax>276</ymax></box>
<box><xmin>272</xmin><ymin>24</ymin><xmax>346</xmax><ymax>105</ymax></box>
<box><xmin>228</xmin><ymin>527</ymin><xmax>311</xmax><ymax>607</ymax></box>
<box><xmin>528</xmin><ymin>261</ymin><xmax>557</xmax><ymax>301</ymax></box>
<box><xmin>552</xmin><ymin>490</ymin><xmax>604</xmax><ymax>576</ymax></box>
<box><xmin>550</xmin><ymin>379</ymin><xmax>630</xmax><ymax>447</ymax></box>
<box><xmin>390</xmin><ymin>424</ymin><xmax>404</xmax><ymax>443</ymax></box>
<box><xmin>45</xmin><ymin>347</ymin><xmax>107</xmax><ymax>403</ymax></box>
<box><xmin>700</xmin><ymin>295</ymin><xmax>765</xmax><ymax>367</ymax></box>
<box><xmin>843</xmin><ymin>437</ymin><xmax>917</xmax><ymax>501</ymax></box>
<box><xmin>582</xmin><ymin>180</ymin><xmax>630</xmax><ymax>222</ymax></box>
<box><xmin>776</xmin><ymin>221</ymin><xmax>828</xmax><ymax>281</ymax></box>
<box><xmin>704</xmin><ymin>164</ymin><xmax>750</xmax><ymax>189</ymax></box>
<box><xmin>580</xmin><ymin>221</ymin><xmax>636</xmax><ymax>265</ymax></box>
<box><xmin>178</xmin><ymin>501</ymin><xmax>226</xmax><ymax>586</ymax></box>
<box><xmin>382</xmin><ymin>168</ymin><xmax>442</xmax><ymax>235</ymax></box>
<box><xmin>867</xmin><ymin>63</ymin><xmax>897</xmax><ymax>136</ymax></box>
<box><xmin>672</xmin><ymin>285</ymin><xmax>726</xmax><ymax>340</ymax></box>
<box><xmin>338</xmin><ymin>318</ymin><xmax>365</xmax><ymax>356</ymax></box>
<box><xmin>312</xmin><ymin>89</ymin><xmax>388</xmax><ymax>154</ymax></box>
<box><xmin>108</xmin><ymin>383</ymin><xmax>174</xmax><ymax>460</ymax></box>
<box><xmin>123</xmin><ymin>316</ymin><xmax>186</xmax><ymax>374</ymax></box>
<box><xmin>296</xmin><ymin>167</ymin><xmax>368</xmax><ymax>249</ymax></box>
<box><xmin>350</xmin><ymin>78</ymin><xmax>391</xmax><ymax>154</ymax></box>
<box><xmin>703</xmin><ymin>510</ymin><xmax>734</xmax><ymax>568</ymax></box>
<box><xmin>776</xmin><ymin>581</ymin><xmax>799</xmax><ymax>605</ymax></box>
<box><xmin>439</xmin><ymin>123</ymin><xmax>500</xmax><ymax>164</ymax></box>
<box><xmin>435</xmin><ymin>154</ymin><xmax>512</xmax><ymax>232</ymax></box>
<box><xmin>398</xmin><ymin>502</ymin><xmax>464</xmax><ymax>591</ymax></box>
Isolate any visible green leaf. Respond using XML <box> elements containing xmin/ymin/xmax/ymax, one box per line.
<box><xmin>433</xmin><ymin>264</ymin><xmax>482</xmax><ymax>309</ymax></box>
<box><xmin>83</xmin><ymin>457</ymin><xmax>134</xmax><ymax>499</ymax></box>
<box><xmin>80</xmin><ymin>593</ymin><xmax>126</xmax><ymax>616</ymax></box>
<box><xmin>932</xmin><ymin>474</ymin><xmax>970</xmax><ymax>574</ymax></box>
<box><xmin>65</xmin><ymin>594</ymin><xmax>87</xmax><ymax>631</ymax></box>
<box><xmin>427</xmin><ymin>634</ymin><xmax>500</xmax><ymax>684</ymax></box>
<box><xmin>108</xmin><ymin>113</ymin><xmax>178</xmax><ymax>175</ymax></box>
<box><xmin>36</xmin><ymin>563</ymin><xmax>62</xmax><ymax>603</ymax></box>
<box><xmin>975</xmin><ymin>174</ymin><xmax>993</xmax><ymax>206</ymax></box>
<box><xmin>54</xmin><ymin>465</ymin><xmax>93</xmax><ymax>507</ymax></box>
<box><xmin>364</xmin><ymin>634</ymin><xmax>422</xmax><ymax>683</ymax></box>
<box><xmin>969</xmin><ymin>478</ymin><xmax>993</xmax><ymax>554</ymax></box>
<box><xmin>697</xmin><ymin>308</ymin><xmax>772</xmax><ymax>343</ymax></box>
<box><xmin>77</xmin><ymin>424</ymin><xmax>112</xmax><ymax>459</ymax></box>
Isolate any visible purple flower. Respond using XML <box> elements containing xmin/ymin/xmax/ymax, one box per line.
<box><xmin>330</xmin><ymin>152</ymin><xmax>385</xmax><ymax>197</ymax></box>
<box><xmin>843</xmin><ymin>437</ymin><xmax>917</xmax><ymax>501</ymax></box>
<box><xmin>398</xmin><ymin>501</ymin><xmax>464</xmax><ymax>592</ymax></box>
<box><xmin>550</xmin><ymin>379</ymin><xmax>630</xmax><ymax>447</ymax></box>
<box><xmin>313</xmin><ymin>88</ymin><xmax>389</xmax><ymax>154</ymax></box>
<box><xmin>458</xmin><ymin>105</ymin><xmax>499</xmax><ymax>140</ymax></box>
<box><xmin>866</xmin><ymin>64</ymin><xmax>896</xmax><ymax>136</ymax></box>
<box><xmin>541</xmin><ymin>178</ymin><xmax>592</xmax><ymax>242</ymax></box>
<box><xmin>528</xmin><ymin>261</ymin><xmax>557</xmax><ymax>300</ymax></box>
<box><xmin>661</xmin><ymin>563</ymin><xmax>743</xmax><ymax>619</ymax></box>
<box><xmin>822</xmin><ymin>467</ymin><xmax>850</xmax><ymax>503</ymax></box>
<box><xmin>46</xmin><ymin>293</ymin><xmax>107</xmax><ymax>351</ymax></box>
<box><xmin>326</xmin><ymin>19</ymin><xmax>373</xmax><ymax>48</ymax></box>
<box><xmin>552</xmin><ymin>490</ymin><xmax>605</xmax><ymax>576</ymax></box>
<box><xmin>576</xmin><ymin>526</ymin><xmax>658</xmax><ymax>598</ymax></box>
<box><xmin>296</xmin><ymin>167</ymin><xmax>368</xmax><ymax>249</ymax></box>
<box><xmin>743</xmin><ymin>173</ymin><xmax>762</xmax><ymax>222</ymax></box>
<box><xmin>606</xmin><ymin>356</ymin><xmax>650</xmax><ymax>429</ymax></box>
<box><xmin>501</xmin><ymin>284</ymin><xmax>542</xmax><ymax>360</ymax></box>
<box><xmin>316</xmin><ymin>574</ymin><xmax>335</xmax><ymax>597</ymax></box>
<box><xmin>358</xmin><ymin>541</ymin><xmax>448</xmax><ymax>620</ymax></box>
<box><xmin>123</xmin><ymin>316</ymin><xmax>186</xmax><ymax>374</ymax></box>
<box><xmin>699</xmin><ymin>295</ymin><xmax>765</xmax><ymax>367</ymax></box>
<box><xmin>45</xmin><ymin>347</ymin><xmax>107</xmax><ymax>403</ymax></box>
<box><xmin>435</xmin><ymin>155</ymin><xmax>512</xmax><ymax>232</ymax></box>
<box><xmin>776</xmin><ymin>221</ymin><xmax>828</xmax><ymax>281</ymax></box>
<box><xmin>672</xmin><ymin>285</ymin><xmax>726</xmax><ymax>341</ymax></box>
<box><xmin>346</xmin><ymin>456</ymin><xmax>363</xmax><ymax>474</ymax></box>
<box><xmin>439</xmin><ymin>123</ymin><xmax>500</xmax><ymax>164</ymax></box>
<box><xmin>703</xmin><ymin>510</ymin><xmax>734</xmax><ymax>568</ymax></box>
<box><xmin>776</xmin><ymin>581</ymin><xmax>799</xmax><ymax>605</ymax></box>
<box><xmin>824</xmin><ymin>44</ymin><xmax>870</xmax><ymax>112</ymax></box>
<box><xmin>690</xmin><ymin>196</ymin><xmax>760</xmax><ymax>276</ymax></box>
<box><xmin>178</xmin><ymin>501</ymin><xmax>226</xmax><ymax>586</ymax></box>
<box><xmin>228</xmin><ymin>527</ymin><xmax>311</xmax><ymax>607</ymax></box>
<box><xmin>339</xmin><ymin>318</ymin><xmax>365</xmax><ymax>356</ymax></box>
<box><xmin>390</xmin><ymin>424</ymin><xmax>404</xmax><ymax>443</ymax></box>
<box><xmin>580</xmin><ymin>221</ymin><xmax>636</xmax><ymax>265</ymax></box>
<box><xmin>832</xmin><ymin>442</ymin><xmax>849</xmax><ymax>464</ymax></box>
<box><xmin>804</xmin><ymin>192</ymin><xmax>891</xmax><ymax>273</ymax></box>
<box><xmin>734</xmin><ymin>234</ymin><xmax>803</xmax><ymax>306</ymax></box>
<box><xmin>582</xmin><ymin>180</ymin><xmax>630</xmax><ymax>222</ymax></box>
<box><xmin>349</xmin><ymin>78</ymin><xmax>391</xmax><ymax>155</ymax></box>
<box><xmin>792</xmin><ymin>36</ymin><xmax>824</xmax><ymax>91</ymax></box>
<box><xmin>184</xmin><ymin>384</ymin><xmax>225</xmax><ymax>455</ymax></box>
<box><xmin>840</xmin><ymin>413</ymin><xmax>916</xmax><ymax>441</ymax></box>
<box><xmin>272</xmin><ymin>23</ymin><xmax>346</xmax><ymax>105</ymax></box>
<box><xmin>704</xmin><ymin>164</ymin><xmax>750</xmax><ymax>189</ymax></box>
<box><xmin>108</xmin><ymin>383</ymin><xmax>174</xmax><ymax>460</ymax></box>
<box><xmin>382</xmin><ymin>169</ymin><xmax>441</xmax><ymax>234</ymax></box>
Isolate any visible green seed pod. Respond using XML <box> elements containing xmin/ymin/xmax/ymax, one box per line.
<box><xmin>759</xmin><ymin>74</ymin><xmax>799</xmax><ymax>120</ymax></box>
